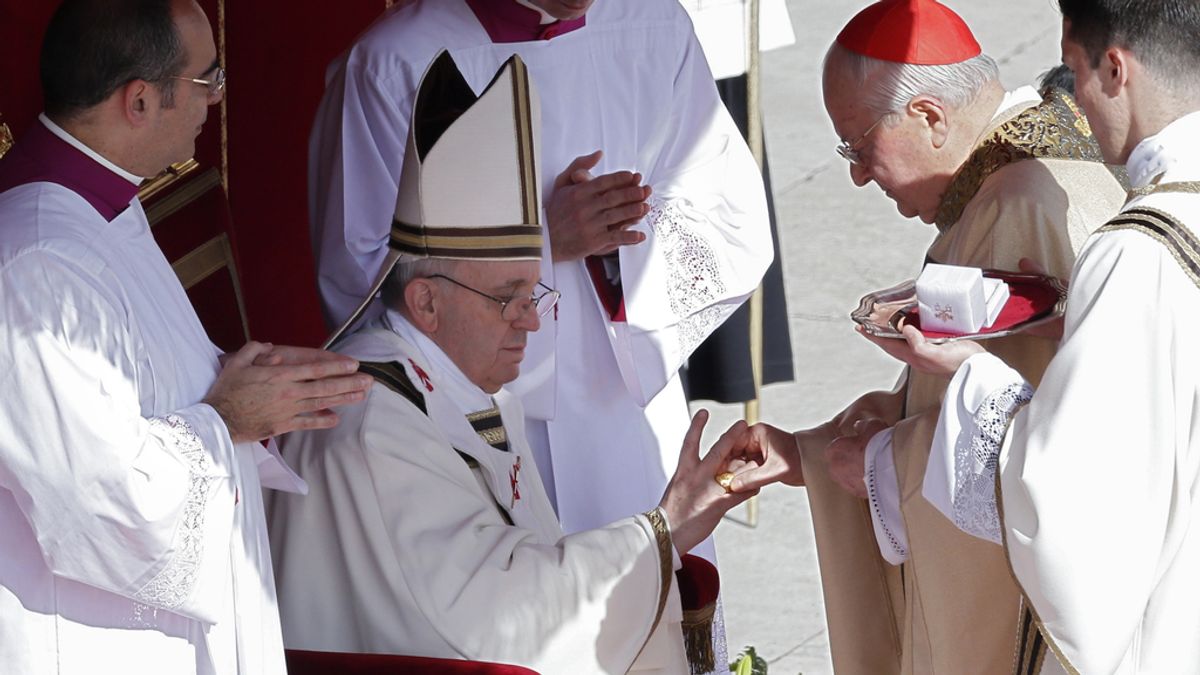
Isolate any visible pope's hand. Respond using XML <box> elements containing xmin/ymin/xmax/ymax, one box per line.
<box><xmin>546</xmin><ymin>150</ymin><xmax>650</xmax><ymax>262</ymax></box>
<box><xmin>205</xmin><ymin>341</ymin><xmax>373</xmax><ymax>443</ymax></box>
<box><xmin>859</xmin><ymin>323</ymin><xmax>985</xmax><ymax>377</ymax></box>
<box><xmin>726</xmin><ymin>422</ymin><xmax>804</xmax><ymax>492</ymax></box>
<box><xmin>825</xmin><ymin>418</ymin><xmax>889</xmax><ymax>499</ymax></box>
<box><xmin>659</xmin><ymin>410</ymin><xmax>758</xmax><ymax>556</ymax></box>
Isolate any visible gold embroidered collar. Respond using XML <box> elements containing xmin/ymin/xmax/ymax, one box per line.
<box><xmin>934</xmin><ymin>89</ymin><xmax>1105</xmax><ymax>232</ymax></box>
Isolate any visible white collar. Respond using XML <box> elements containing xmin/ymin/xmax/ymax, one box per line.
<box><xmin>39</xmin><ymin>114</ymin><xmax>145</xmax><ymax>185</ymax></box>
<box><xmin>514</xmin><ymin>0</ymin><xmax>556</xmax><ymax>24</ymax></box>
<box><xmin>992</xmin><ymin>86</ymin><xmax>1042</xmax><ymax>125</ymax></box>
<box><xmin>384</xmin><ymin>309</ymin><xmax>494</xmax><ymax>413</ymax></box>
<box><xmin>1125</xmin><ymin>110</ymin><xmax>1200</xmax><ymax>188</ymax></box>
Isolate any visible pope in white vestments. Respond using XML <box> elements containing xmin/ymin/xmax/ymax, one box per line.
<box><xmin>308</xmin><ymin>0</ymin><xmax>772</xmax><ymax>548</ymax></box>
<box><xmin>272</xmin><ymin>53</ymin><xmax>741</xmax><ymax>675</ymax></box>
<box><xmin>0</xmin><ymin>118</ymin><xmax>304</xmax><ymax>673</ymax></box>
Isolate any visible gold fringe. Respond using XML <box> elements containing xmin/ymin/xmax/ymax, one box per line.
<box><xmin>682</xmin><ymin>602</ymin><xmax>716</xmax><ymax>675</ymax></box>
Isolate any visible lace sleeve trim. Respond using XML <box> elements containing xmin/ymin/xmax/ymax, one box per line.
<box><xmin>951</xmin><ymin>382</ymin><xmax>1033</xmax><ymax>544</ymax></box>
<box><xmin>647</xmin><ymin>200</ymin><xmax>734</xmax><ymax>356</ymax></box>
<box><xmin>132</xmin><ymin>413</ymin><xmax>216</xmax><ymax>613</ymax></box>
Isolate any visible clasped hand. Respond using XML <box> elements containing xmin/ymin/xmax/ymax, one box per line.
<box><xmin>205</xmin><ymin>342</ymin><xmax>373</xmax><ymax>444</ymax></box>
<box><xmin>546</xmin><ymin>150</ymin><xmax>651</xmax><ymax>262</ymax></box>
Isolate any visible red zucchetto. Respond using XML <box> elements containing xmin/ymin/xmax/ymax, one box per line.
<box><xmin>836</xmin><ymin>0</ymin><xmax>982</xmax><ymax>65</ymax></box>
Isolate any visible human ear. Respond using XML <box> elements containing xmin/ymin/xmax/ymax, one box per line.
<box><xmin>910</xmin><ymin>96</ymin><xmax>949</xmax><ymax>148</ymax></box>
<box><xmin>120</xmin><ymin>80</ymin><xmax>153</xmax><ymax>127</ymax></box>
<box><xmin>404</xmin><ymin>279</ymin><xmax>439</xmax><ymax>332</ymax></box>
<box><xmin>1100</xmin><ymin>47</ymin><xmax>1130</xmax><ymax>96</ymax></box>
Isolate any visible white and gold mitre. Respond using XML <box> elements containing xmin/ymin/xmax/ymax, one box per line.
<box><xmin>326</xmin><ymin>51</ymin><xmax>543</xmax><ymax>347</ymax></box>
<box><xmin>391</xmin><ymin>51</ymin><xmax>543</xmax><ymax>261</ymax></box>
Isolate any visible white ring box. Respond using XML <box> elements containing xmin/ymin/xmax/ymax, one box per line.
<box><xmin>916</xmin><ymin>264</ymin><xmax>1010</xmax><ymax>334</ymax></box>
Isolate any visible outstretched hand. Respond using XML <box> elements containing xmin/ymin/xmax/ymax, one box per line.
<box><xmin>546</xmin><ymin>150</ymin><xmax>651</xmax><ymax>262</ymax></box>
<box><xmin>659</xmin><ymin>410</ymin><xmax>758</xmax><ymax>555</ymax></box>
<box><xmin>205</xmin><ymin>342</ymin><xmax>373</xmax><ymax>443</ymax></box>
<box><xmin>726</xmin><ymin>422</ymin><xmax>804</xmax><ymax>493</ymax></box>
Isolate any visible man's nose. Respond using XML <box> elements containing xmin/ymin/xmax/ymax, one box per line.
<box><xmin>849</xmin><ymin>161</ymin><xmax>872</xmax><ymax>187</ymax></box>
<box><xmin>514</xmin><ymin>305</ymin><xmax>540</xmax><ymax>332</ymax></box>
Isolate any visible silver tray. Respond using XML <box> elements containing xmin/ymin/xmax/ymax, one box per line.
<box><xmin>850</xmin><ymin>270</ymin><xmax>1068</xmax><ymax>344</ymax></box>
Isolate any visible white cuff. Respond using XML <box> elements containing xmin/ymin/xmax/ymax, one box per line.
<box><xmin>864</xmin><ymin>428</ymin><xmax>908</xmax><ymax>565</ymax></box>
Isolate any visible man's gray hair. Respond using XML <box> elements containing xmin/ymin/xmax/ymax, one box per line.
<box><xmin>380</xmin><ymin>257</ymin><xmax>460</xmax><ymax>312</ymax></box>
<box><xmin>829</xmin><ymin>43</ymin><xmax>1000</xmax><ymax>120</ymax></box>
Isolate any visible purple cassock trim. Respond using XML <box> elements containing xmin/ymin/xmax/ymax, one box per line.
<box><xmin>0</xmin><ymin>119</ymin><xmax>140</xmax><ymax>222</ymax></box>
<box><xmin>465</xmin><ymin>0</ymin><xmax>586</xmax><ymax>43</ymax></box>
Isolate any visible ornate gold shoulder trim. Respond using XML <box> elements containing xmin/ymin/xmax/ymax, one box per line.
<box><xmin>935</xmin><ymin>89</ymin><xmax>1105</xmax><ymax>232</ymax></box>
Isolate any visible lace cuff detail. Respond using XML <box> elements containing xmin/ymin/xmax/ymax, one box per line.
<box><xmin>132</xmin><ymin>414</ymin><xmax>215</xmax><ymax>612</ymax></box>
<box><xmin>951</xmin><ymin>383</ymin><xmax>1033</xmax><ymax>544</ymax></box>
<box><xmin>648</xmin><ymin>200</ymin><xmax>734</xmax><ymax>356</ymax></box>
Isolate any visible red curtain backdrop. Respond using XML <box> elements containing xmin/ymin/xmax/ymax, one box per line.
<box><xmin>223</xmin><ymin>1</ymin><xmax>387</xmax><ymax>346</ymax></box>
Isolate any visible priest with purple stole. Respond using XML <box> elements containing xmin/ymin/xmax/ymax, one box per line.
<box><xmin>0</xmin><ymin>1</ymin><xmax>370</xmax><ymax>673</ymax></box>
<box><xmin>307</xmin><ymin>3</ymin><xmax>773</xmax><ymax>632</ymax></box>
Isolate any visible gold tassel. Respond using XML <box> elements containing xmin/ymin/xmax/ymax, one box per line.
<box><xmin>681</xmin><ymin>602</ymin><xmax>716</xmax><ymax>674</ymax></box>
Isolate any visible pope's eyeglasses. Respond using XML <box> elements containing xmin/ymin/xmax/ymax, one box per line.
<box><xmin>427</xmin><ymin>274</ymin><xmax>560</xmax><ymax>322</ymax></box>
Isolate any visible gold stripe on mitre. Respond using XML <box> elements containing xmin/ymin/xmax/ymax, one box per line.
<box><xmin>389</xmin><ymin>220</ymin><xmax>543</xmax><ymax>259</ymax></box>
<box><xmin>509</xmin><ymin>57</ymin><xmax>539</xmax><ymax>227</ymax></box>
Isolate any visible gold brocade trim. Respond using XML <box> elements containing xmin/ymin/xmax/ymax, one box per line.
<box><xmin>635</xmin><ymin>507</ymin><xmax>674</xmax><ymax>662</ymax></box>
<box><xmin>0</xmin><ymin>121</ymin><xmax>13</xmax><ymax>159</ymax></box>
<box><xmin>1128</xmin><ymin>180</ymin><xmax>1200</xmax><ymax>201</ymax></box>
<box><xmin>390</xmin><ymin>230</ymin><xmax>543</xmax><ymax>251</ymax></box>
<box><xmin>934</xmin><ymin>89</ymin><xmax>1105</xmax><ymax>232</ymax></box>
<box><xmin>476</xmin><ymin>426</ymin><xmax>507</xmax><ymax>447</ymax></box>
<box><xmin>1101</xmin><ymin>207</ymin><xmax>1200</xmax><ymax>291</ymax></box>
<box><xmin>389</xmin><ymin>221</ymin><xmax>543</xmax><ymax>259</ymax></box>
<box><xmin>465</xmin><ymin>407</ymin><xmax>499</xmax><ymax>422</ymax></box>
<box><xmin>995</xmin><ymin>462</ymin><xmax>1080</xmax><ymax>675</ymax></box>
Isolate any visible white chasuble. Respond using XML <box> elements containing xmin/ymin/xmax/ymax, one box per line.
<box><xmin>0</xmin><ymin>182</ymin><xmax>303</xmax><ymax>674</ymax></box>
<box><xmin>308</xmin><ymin>0</ymin><xmax>772</xmax><ymax>539</ymax></box>
<box><xmin>267</xmin><ymin>318</ymin><xmax>688</xmax><ymax>674</ymax></box>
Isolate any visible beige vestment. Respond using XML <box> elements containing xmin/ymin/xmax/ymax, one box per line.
<box><xmin>802</xmin><ymin>89</ymin><xmax>1127</xmax><ymax>675</ymax></box>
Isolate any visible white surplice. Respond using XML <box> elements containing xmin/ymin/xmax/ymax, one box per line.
<box><xmin>268</xmin><ymin>312</ymin><xmax>688</xmax><ymax>674</ymax></box>
<box><xmin>0</xmin><ymin>152</ymin><xmax>303</xmax><ymax>672</ymax></box>
<box><xmin>308</xmin><ymin>0</ymin><xmax>771</xmax><ymax>539</ymax></box>
<box><xmin>927</xmin><ymin>111</ymin><xmax>1200</xmax><ymax>673</ymax></box>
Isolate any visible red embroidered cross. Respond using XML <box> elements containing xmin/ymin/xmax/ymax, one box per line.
<box><xmin>509</xmin><ymin>456</ymin><xmax>522</xmax><ymax>505</ymax></box>
<box><xmin>408</xmin><ymin>359</ymin><xmax>434</xmax><ymax>391</ymax></box>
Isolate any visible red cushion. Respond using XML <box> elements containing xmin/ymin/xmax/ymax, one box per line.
<box><xmin>675</xmin><ymin>554</ymin><xmax>720</xmax><ymax>610</ymax></box>
<box><xmin>285</xmin><ymin>649</ymin><xmax>540</xmax><ymax>675</ymax></box>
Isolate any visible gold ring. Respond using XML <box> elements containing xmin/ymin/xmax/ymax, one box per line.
<box><xmin>714</xmin><ymin>472</ymin><xmax>735</xmax><ymax>493</ymax></box>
